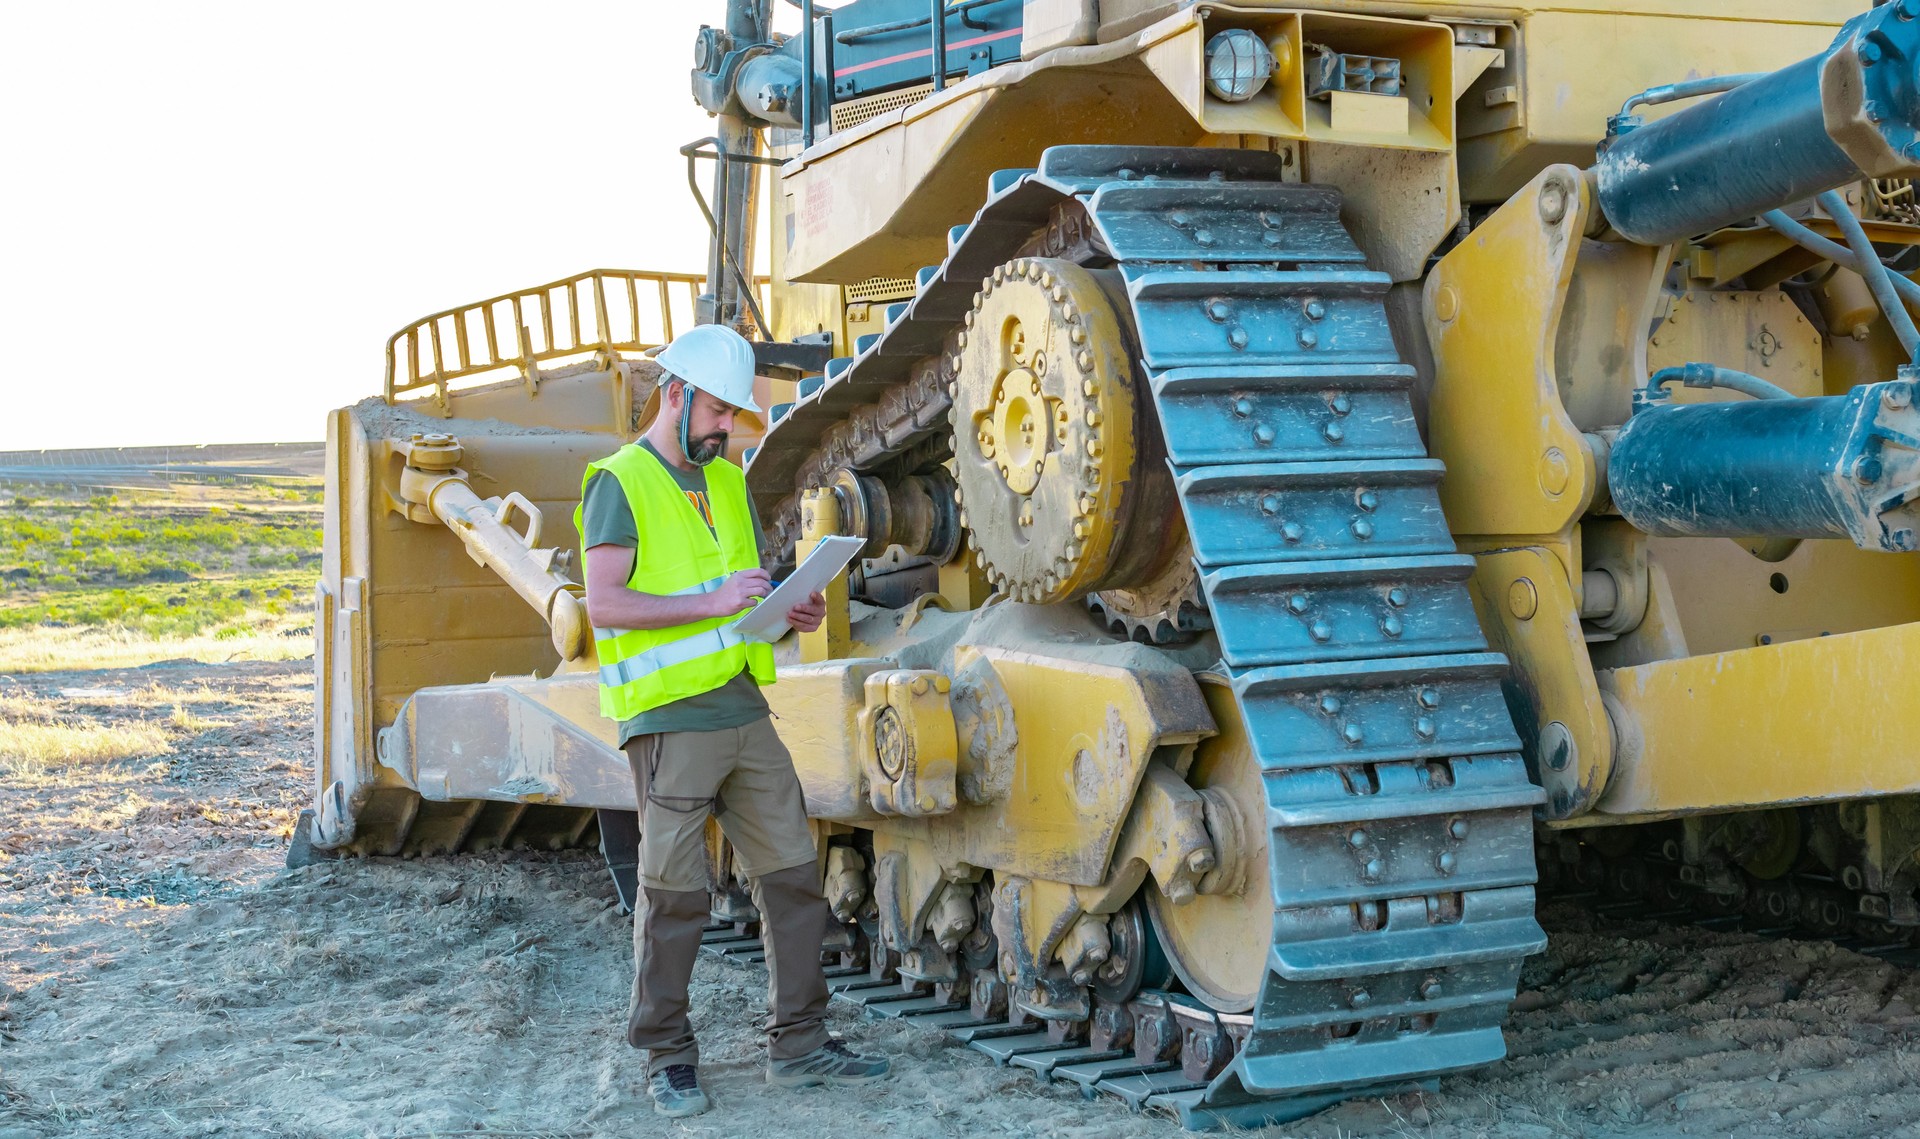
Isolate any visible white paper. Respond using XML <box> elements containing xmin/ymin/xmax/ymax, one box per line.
<box><xmin>730</xmin><ymin>534</ymin><xmax>866</xmax><ymax>643</ymax></box>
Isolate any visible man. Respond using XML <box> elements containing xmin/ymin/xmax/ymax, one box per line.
<box><xmin>577</xmin><ymin>323</ymin><xmax>889</xmax><ymax>1117</ymax></box>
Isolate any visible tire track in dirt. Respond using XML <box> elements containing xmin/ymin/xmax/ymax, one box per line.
<box><xmin>8</xmin><ymin>660</ymin><xmax>1920</xmax><ymax>1138</ymax></box>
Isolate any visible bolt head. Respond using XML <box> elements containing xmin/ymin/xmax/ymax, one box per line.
<box><xmin>1310</xmin><ymin>620</ymin><xmax>1334</xmax><ymax>642</ymax></box>
<box><xmin>1288</xmin><ymin>592</ymin><xmax>1311</xmax><ymax>614</ymax></box>
<box><xmin>1539</xmin><ymin>181</ymin><xmax>1570</xmax><ymax>223</ymax></box>
<box><xmin>1280</xmin><ymin>521</ymin><xmax>1304</xmax><ymax>542</ymax></box>
<box><xmin>1418</xmin><ymin>687</ymin><xmax>1441</xmax><ymax>709</ymax></box>
<box><xmin>1416</xmin><ymin>716</ymin><xmax>1438</xmax><ymax>739</ymax></box>
<box><xmin>1319</xmin><ymin>694</ymin><xmax>1342</xmax><ymax>715</ymax></box>
<box><xmin>1508</xmin><ymin>578</ymin><xmax>1539</xmax><ymax>620</ymax></box>
<box><xmin>1342</xmin><ymin>722</ymin><xmax>1364</xmax><ymax>744</ymax></box>
<box><xmin>1437</xmin><ymin>851</ymin><xmax>1457</xmax><ymax>874</ymax></box>
<box><xmin>1449</xmin><ymin>818</ymin><xmax>1469</xmax><ymax>840</ymax></box>
<box><xmin>1349</xmin><ymin>828</ymin><xmax>1368</xmax><ymax>847</ymax></box>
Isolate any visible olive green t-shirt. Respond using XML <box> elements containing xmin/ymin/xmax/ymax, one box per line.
<box><xmin>582</xmin><ymin>439</ymin><xmax>770</xmax><ymax>744</ymax></box>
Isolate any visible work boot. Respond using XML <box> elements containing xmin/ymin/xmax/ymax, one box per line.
<box><xmin>648</xmin><ymin>1064</ymin><xmax>711</xmax><ymax>1117</ymax></box>
<box><xmin>765</xmin><ymin>1038</ymin><xmax>891</xmax><ymax>1087</ymax></box>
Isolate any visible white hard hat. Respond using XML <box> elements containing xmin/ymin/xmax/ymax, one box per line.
<box><xmin>654</xmin><ymin>324</ymin><xmax>761</xmax><ymax>413</ymax></box>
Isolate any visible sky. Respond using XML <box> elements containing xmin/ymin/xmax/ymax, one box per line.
<box><xmin>1</xmin><ymin>1</ymin><xmax>784</xmax><ymax>452</ymax></box>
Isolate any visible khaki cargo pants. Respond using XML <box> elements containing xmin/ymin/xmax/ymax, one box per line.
<box><xmin>623</xmin><ymin>715</ymin><xmax>831</xmax><ymax>1075</ymax></box>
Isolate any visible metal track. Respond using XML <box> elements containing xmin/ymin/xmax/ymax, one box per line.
<box><xmin>745</xmin><ymin>145</ymin><xmax>1546</xmax><ymax>1128</ymax></box>
<box><xmin>1543</xmin><ymin>838</ymin><xmax>1920</xmax><ymax>969</ymax></box>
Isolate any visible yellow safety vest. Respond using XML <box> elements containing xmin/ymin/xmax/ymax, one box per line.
<box><xmin>576</xmin><ymin>443</ymin><xmax>775</xmax><ymax>721</ymax></box>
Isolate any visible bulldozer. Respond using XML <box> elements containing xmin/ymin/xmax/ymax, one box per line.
<box><xmin>301</xmin><ymin>0</ymin><xmax>1920</xmax><ymax>1127</ymax></box>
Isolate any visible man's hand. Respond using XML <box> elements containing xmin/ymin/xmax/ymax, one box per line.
<box><xmin>786</xmin><ymin>590</ymin><xmax>827</xmax><ymax>634</ymax></box>
<box><xmin>710</xmin><ymin>568</ymin><xmax>773</xmax><ymax>616</ymax></box>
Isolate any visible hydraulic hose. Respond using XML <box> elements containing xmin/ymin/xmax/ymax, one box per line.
<box><xmin>1760</xmin><ymin>210</ymin><xmax>1920</xmax><ymax>313</ymax></box>
<box><xmin>1637</xmin><ymin>363</ymin><xmax>1795</xmax><ymax>414</ymax></box>
<box><xmin>1817</xmin><ymin>189</ymin><xmax>1920</xmax><ymax>361</ymax></box>
<box><xmin>1614</xmin><ymin>74</ymin><xmax>1764</xmax><ymax>123</ymax></box>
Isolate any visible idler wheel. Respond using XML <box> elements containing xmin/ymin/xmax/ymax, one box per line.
<box><xmin>1145</xmin><ymin>675</ymin><xmax>1270</xmax><ymax>1013</ymax></box>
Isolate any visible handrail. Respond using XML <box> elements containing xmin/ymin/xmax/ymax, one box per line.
<box><xmin>679</xmin><ymin>138</ymin><xmax>783</xmax><ymax>337</ymax></box>
<box><xmin>383</xmin><ymin>268</ymin><xmax>770</xmax><ymax>409</ymax></box>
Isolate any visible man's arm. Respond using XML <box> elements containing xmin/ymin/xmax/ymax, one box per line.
<box><xmin>583</xmin><ymin>544</ymin><xmax>771</xmax><ymax>631</ymax></box>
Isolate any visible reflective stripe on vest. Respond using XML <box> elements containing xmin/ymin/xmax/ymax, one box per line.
<box><xmin>597</xmin><ymin>623</ymin><xmax>746</xmax><ymax>688</ymax></box>
<box><xmin>587</xmin><ymin>572</ymin><xmax>729</xmax><ymax>645</ymax></box>
<box><xmin>591</xmin><ymin>571</ymin><xmax>731</xmax><ymax>644</ymax></box>
<box><xmin>576</xmin><ymin>444</ymin><xmax>776</xmax><ymax>721</ymax></box>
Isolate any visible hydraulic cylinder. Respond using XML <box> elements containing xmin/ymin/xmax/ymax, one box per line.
<box><xmin>1607</xmin><ymin>379</ymin><xmax>1920</xmax><ymax>553</ymax></box>
<box><xmin>1595</xmin><ymin>3</ymin><xmax>1920</xmax><ymax>245</ymax></box>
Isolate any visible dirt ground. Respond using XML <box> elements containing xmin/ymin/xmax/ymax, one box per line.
<box><xmin>7</xmin><ymin>659</ymin><xmax>1920</xmax><ymax>1138</ymax></box>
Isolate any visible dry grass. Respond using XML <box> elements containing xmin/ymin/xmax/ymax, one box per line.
<box><xmin>0</xmin><ymin>622</ymin><xmax>312</xmax><ymax>674</ymax></box>
<box><xmin>0</xmin><ymin>693</ymin><xmax>58</xmax><ymax>722</ymax></box>
<box><xmin>0</xmin><ymin>718</ymin><xmax>172</xmax><ymax>777</ymax></box>
<box><xmin>167</xmin><ymin>704</ymin><xmax>219</xmax><ymax>732</ymax></box>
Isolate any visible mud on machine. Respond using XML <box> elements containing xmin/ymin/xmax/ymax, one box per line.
<box><xmin>302</xmin><ymin>0</ymin><xmax>1920</xmax><ymax>1127</ymax></box>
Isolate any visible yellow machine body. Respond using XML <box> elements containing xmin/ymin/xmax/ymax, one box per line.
<box><xmin>308</xmin><ymin>0</ymin><xmax>1920</xmax><ymax>1122</ymax></box>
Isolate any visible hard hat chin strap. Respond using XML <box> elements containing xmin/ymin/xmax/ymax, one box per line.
<box><xmin>676</xmin><ymin>382</ymin><xmax>717</xmax><ymax>468</ymax></box>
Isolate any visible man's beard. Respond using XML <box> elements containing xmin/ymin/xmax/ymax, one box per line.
<box><xmin>690</xmin><ymin>432</ymin><xmax>727</xmax><ymax>463</ymax></box>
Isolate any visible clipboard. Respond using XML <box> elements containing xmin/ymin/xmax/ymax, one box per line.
<box><xmin>730</xmin><ymin>534</ymin><xmax>866</xmax><ymax>643</ymax></box>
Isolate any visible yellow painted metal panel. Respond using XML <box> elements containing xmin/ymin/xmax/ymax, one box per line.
<box><xmin>1598</xmin><ymin>621</ymin><xmax>1920</xmax><ymax>816</ymax></box>
<box><xmin>847</xmin><ymin>639</ymin><xmax>1217</xmax><ymax>887</ymax></box>
<box><xmin>1458</xmin><ymin>8</ymin><xmax>1845</xmax><ymax>200</ymax></box>
<box><xmin>764</xmin><ymin>659</ymin><xmax>888</xmax><ymax>822</ymax></box>
<box><xmin>1644</xmin><ymin>536</ymin><xmax>1920</xmax><ymax>658</ymax></box>
<box><xmin>1466</xmin><ymin>547</ymin><xmax>1611</xmax><ymax>819</ymax></box>
<box><xmin>1425</xmin><ymin>164</ymin><xmax>1593</xmax><ymax>546</ymax></box>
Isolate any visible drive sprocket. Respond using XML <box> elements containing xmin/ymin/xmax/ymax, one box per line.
<box><xmin>1087</xmin><ymin>551</ymin><xmax>1211</xmax><ymax>644</ymax></box>
<box><xmin>950</xmin><ymin>257</ymin><xmax>1181</xmax><ymax>604</ymax></box>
